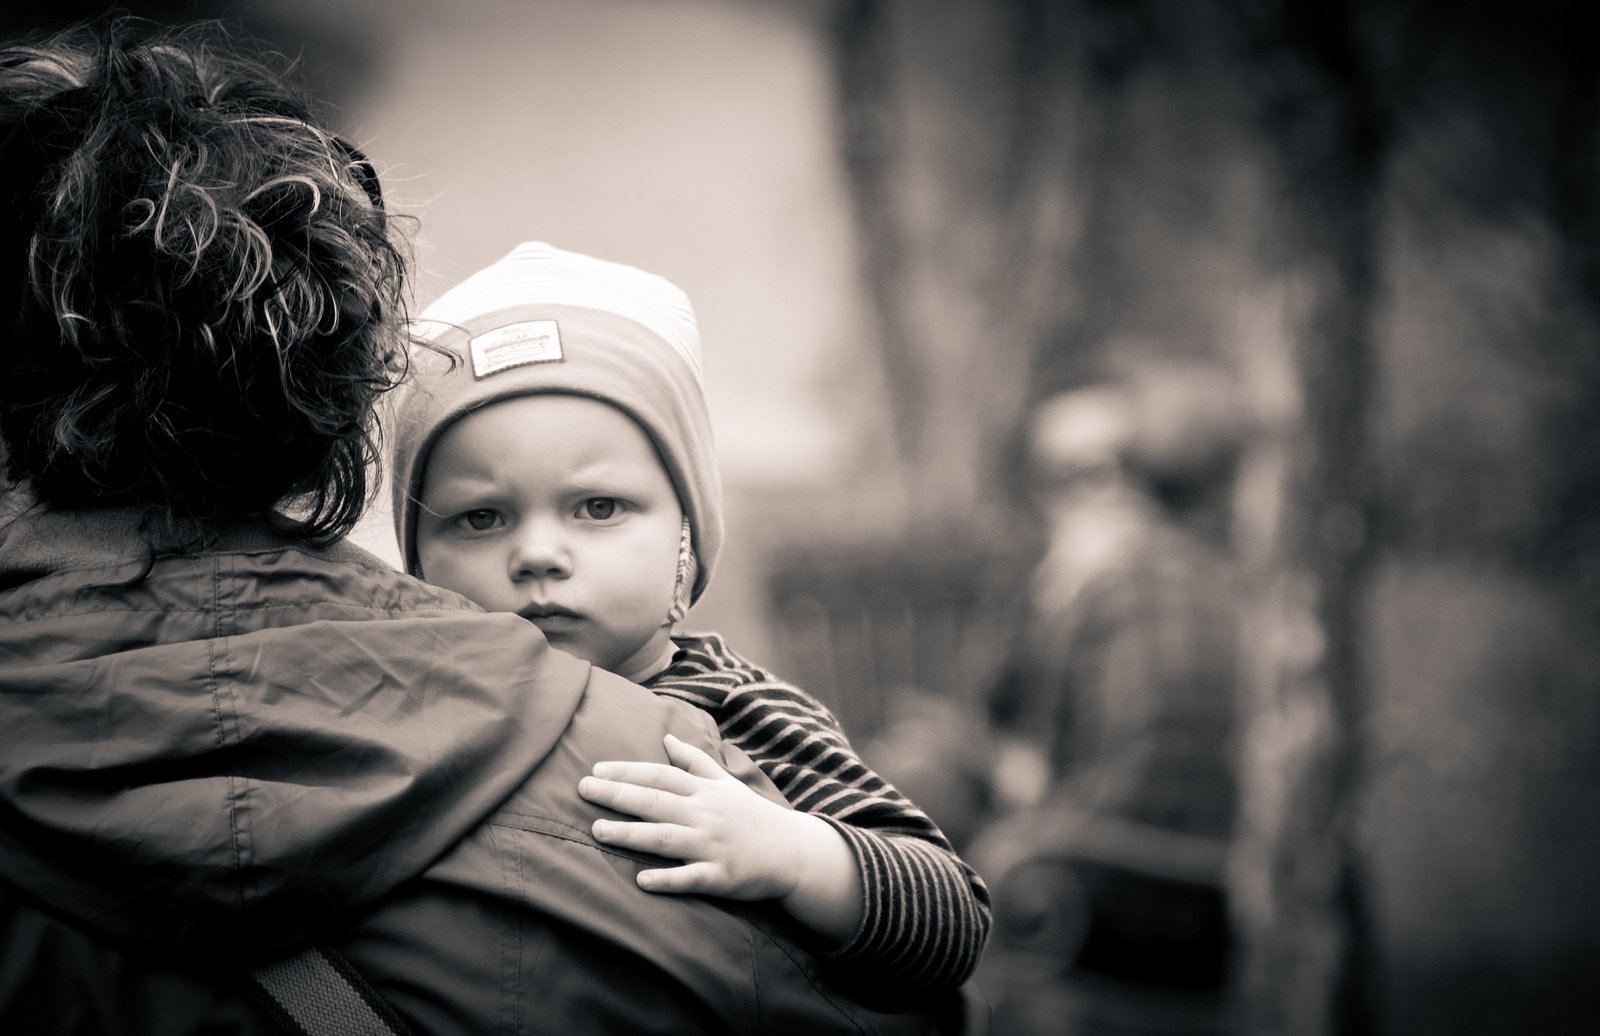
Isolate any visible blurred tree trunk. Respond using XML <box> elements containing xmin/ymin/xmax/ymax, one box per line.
<box><xmin>827</xmin><ymin>0</ymin><xmax>1096</xmax><ymax>528</ymax></box>
<box><xmin>826</xmin><ymin>0</ymin><xmax>1259</xmax><ymax>521</ymax></box>
<box><xmin>1356</xmin><ymin>3</ymin><xmax>1600</xmax><ymax>1031</ymax></box>
<box><xmin>1229</xmin><ymin>6</ymin><xmax>1387</xmax><ymax>1033</ymax></box>
<box><xmin>1231</xmin><ymin>2</ymin><xmax>1600</xmax><ymax>1033</ymax></box>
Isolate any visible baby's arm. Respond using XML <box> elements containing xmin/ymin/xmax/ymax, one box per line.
<box><xmin>580</xmin><ymin>733</ymin><xmax>864</xmax><ymax>941</ymax></box>
<box><xmin>592</xmin><ymin>633</ymin><xmax>991</xmax><ymax>997</ymax></box>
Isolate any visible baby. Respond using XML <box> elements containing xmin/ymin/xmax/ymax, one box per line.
<box><xmin>389</xmin><ymin>242</ymin><xmax>989</xmax><ymax>998</ymax></box>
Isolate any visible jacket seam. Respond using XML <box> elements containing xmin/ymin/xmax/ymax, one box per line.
<box><xmin>0</xmin><ymin>600</ymin><xmax>475</xmax><ymax>622</ymax></box>
<box><xmin>486</xmin><ymin>811</ymin><xmax>668</xmax><ymax>867</ymax></box>
<box><xmin>485</xmin><ymin>825</ymin><xmax>522</xmax><ymax>1036</ymax></box>
<box><xmin>206</xmin><ymin>557</ymin><xmax>247</xmax><ymax>918</ymax></box>
<box><xmin>747</xmin><ymin>916</ymin><xmax>872</xmax><ymax>1035</ymax></box>
<box><xmin>748</xmin><ymin>913</ymin><xmax>762</xmax><ymax>1033</ymax></box>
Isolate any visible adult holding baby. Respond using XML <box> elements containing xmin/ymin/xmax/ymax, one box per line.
<box><xmin>0</xmin><ymin>19</ymin><xmax>945</xmax><ymax>1034</ymax></box>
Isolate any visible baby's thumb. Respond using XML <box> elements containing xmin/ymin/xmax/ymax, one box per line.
<box><xmin>664</xmin><ymin>733</ymin><xmax>732</xmax><ymax>780</ymax></box>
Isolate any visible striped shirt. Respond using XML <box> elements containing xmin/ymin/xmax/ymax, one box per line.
<box><xmin>647</xmin><ymin>631</ymin><xmax>992</xmax><ymax>996</ymax></box>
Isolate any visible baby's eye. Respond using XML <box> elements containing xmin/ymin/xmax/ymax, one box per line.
<box><xmin>454</xmin><ymin>509</ymin><xmax>502</xmax><ymax>532</ymax></box>
<box><xmin>579</xmin><ymin>497</ymin><xmax>620</xmax><ymax>521</ymax></box>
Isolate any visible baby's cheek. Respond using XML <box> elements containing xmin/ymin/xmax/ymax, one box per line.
<box><xmin>422</xmin><ymin>553</ymin><xmax>492</xmax><ymax>607</ymax></box>
<box><xmin>414</xmin><ymin>550</ymin><xmax>450</xmax><ymax>590</ymax></box>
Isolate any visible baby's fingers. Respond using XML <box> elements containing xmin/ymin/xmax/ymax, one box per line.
<box><xmin>579</xmin><ymin>774</ymin><xmax>689</xmax><ymax>822</ymax></box>
<box><xmin>591</xmin><ymin>818</ymin><xmax>700</xmax><ymax>860</ymax></box>
<box><xmin>589</xmin><ymin>759</ymin><xmax>701</xmax><ymax>795</ymax></box>
<box><xmin>636</xmin><ymin>861</ymin><xmax>730</xmax><ymax>896</ymax></box>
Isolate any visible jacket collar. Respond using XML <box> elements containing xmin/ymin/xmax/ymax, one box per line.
<box><xmin>0</xmin><ymin>482</ymin><xmax>384</xmax><ymax>588</ymax></box>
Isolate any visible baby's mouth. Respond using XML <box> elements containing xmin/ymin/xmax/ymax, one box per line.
<box><xmin>519</xmin><ymin>603</ymin><xmax>583</xmax><ymax>625</ymax></box>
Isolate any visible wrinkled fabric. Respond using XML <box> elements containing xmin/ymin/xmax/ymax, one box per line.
<box><xmin>0</xmin><ymin>503</ymin><xmax>939</xmax><ymax>1034</ymax></box>
<box><xmin>0</xmin><ymin>505</ymin><xmax>586</xmax><ymax>958</ymax></box>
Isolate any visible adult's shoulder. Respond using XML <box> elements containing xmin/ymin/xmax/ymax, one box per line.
<box><xmin>228</xmin><ymin>534</ymin><xmax>490</xmax><ymax>619</ymax></box>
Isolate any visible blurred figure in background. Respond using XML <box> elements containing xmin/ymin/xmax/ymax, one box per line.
<box><xmin>974</xmin><ymin>357</ymin><xmax>1248</xmax><ymax>1035</ymax></box>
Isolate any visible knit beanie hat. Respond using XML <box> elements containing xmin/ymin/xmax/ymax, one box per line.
<box><xmin>388</xmin><ymin>241</ymin><xmax>722</xmax><ymax>604</ymax></box>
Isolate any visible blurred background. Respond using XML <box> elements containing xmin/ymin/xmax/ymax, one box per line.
<box><xmin>9</xmin><ymin>1</ymin><xmax>1600</xmax><ymax>1033</ymax></box>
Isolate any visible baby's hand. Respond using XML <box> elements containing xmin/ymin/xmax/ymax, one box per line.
<box><xmin>578</xmin><ymin>733</ymin><xmax>821</xmax><ymax>902</ymax></box>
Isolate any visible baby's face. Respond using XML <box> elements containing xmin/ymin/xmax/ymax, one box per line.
<box><xmin>414</xmin><ymin>394</ymin><xmax>683</xmax><ymax>677</ymax></box>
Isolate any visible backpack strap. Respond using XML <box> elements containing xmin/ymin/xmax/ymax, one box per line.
<box><xmin>249</xmin><ymin>946</ymin><xmax>412</xmax><ymax>1036</ymax></box>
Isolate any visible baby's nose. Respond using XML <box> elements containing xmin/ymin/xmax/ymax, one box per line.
<box><xmin>508</xmin><ymin>521</ymin><xmax>571</xmax><ymax>580</ymax></box>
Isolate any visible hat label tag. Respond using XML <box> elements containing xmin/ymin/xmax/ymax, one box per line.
<box><xmin>470</xmin><ymin>320</ymin><xmax>563</xmax><ymax>378</ymax></box>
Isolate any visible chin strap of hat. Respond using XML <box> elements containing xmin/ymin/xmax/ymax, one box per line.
<box><xmin>666</xmin><ymin>515</ymin><xmax>696</xmax><ymax>625</ymax></box>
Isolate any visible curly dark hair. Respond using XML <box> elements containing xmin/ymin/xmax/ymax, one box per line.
<box><xmin>0</xmin><ymin>18</ymin><xmax>409</xmax><ymax>545</ymax></box>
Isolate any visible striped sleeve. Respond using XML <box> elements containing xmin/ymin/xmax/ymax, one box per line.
<box><xmin>648</xmin><ymin>632</ymin><xmax>992</xmax><ymax>996</ymax></box>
